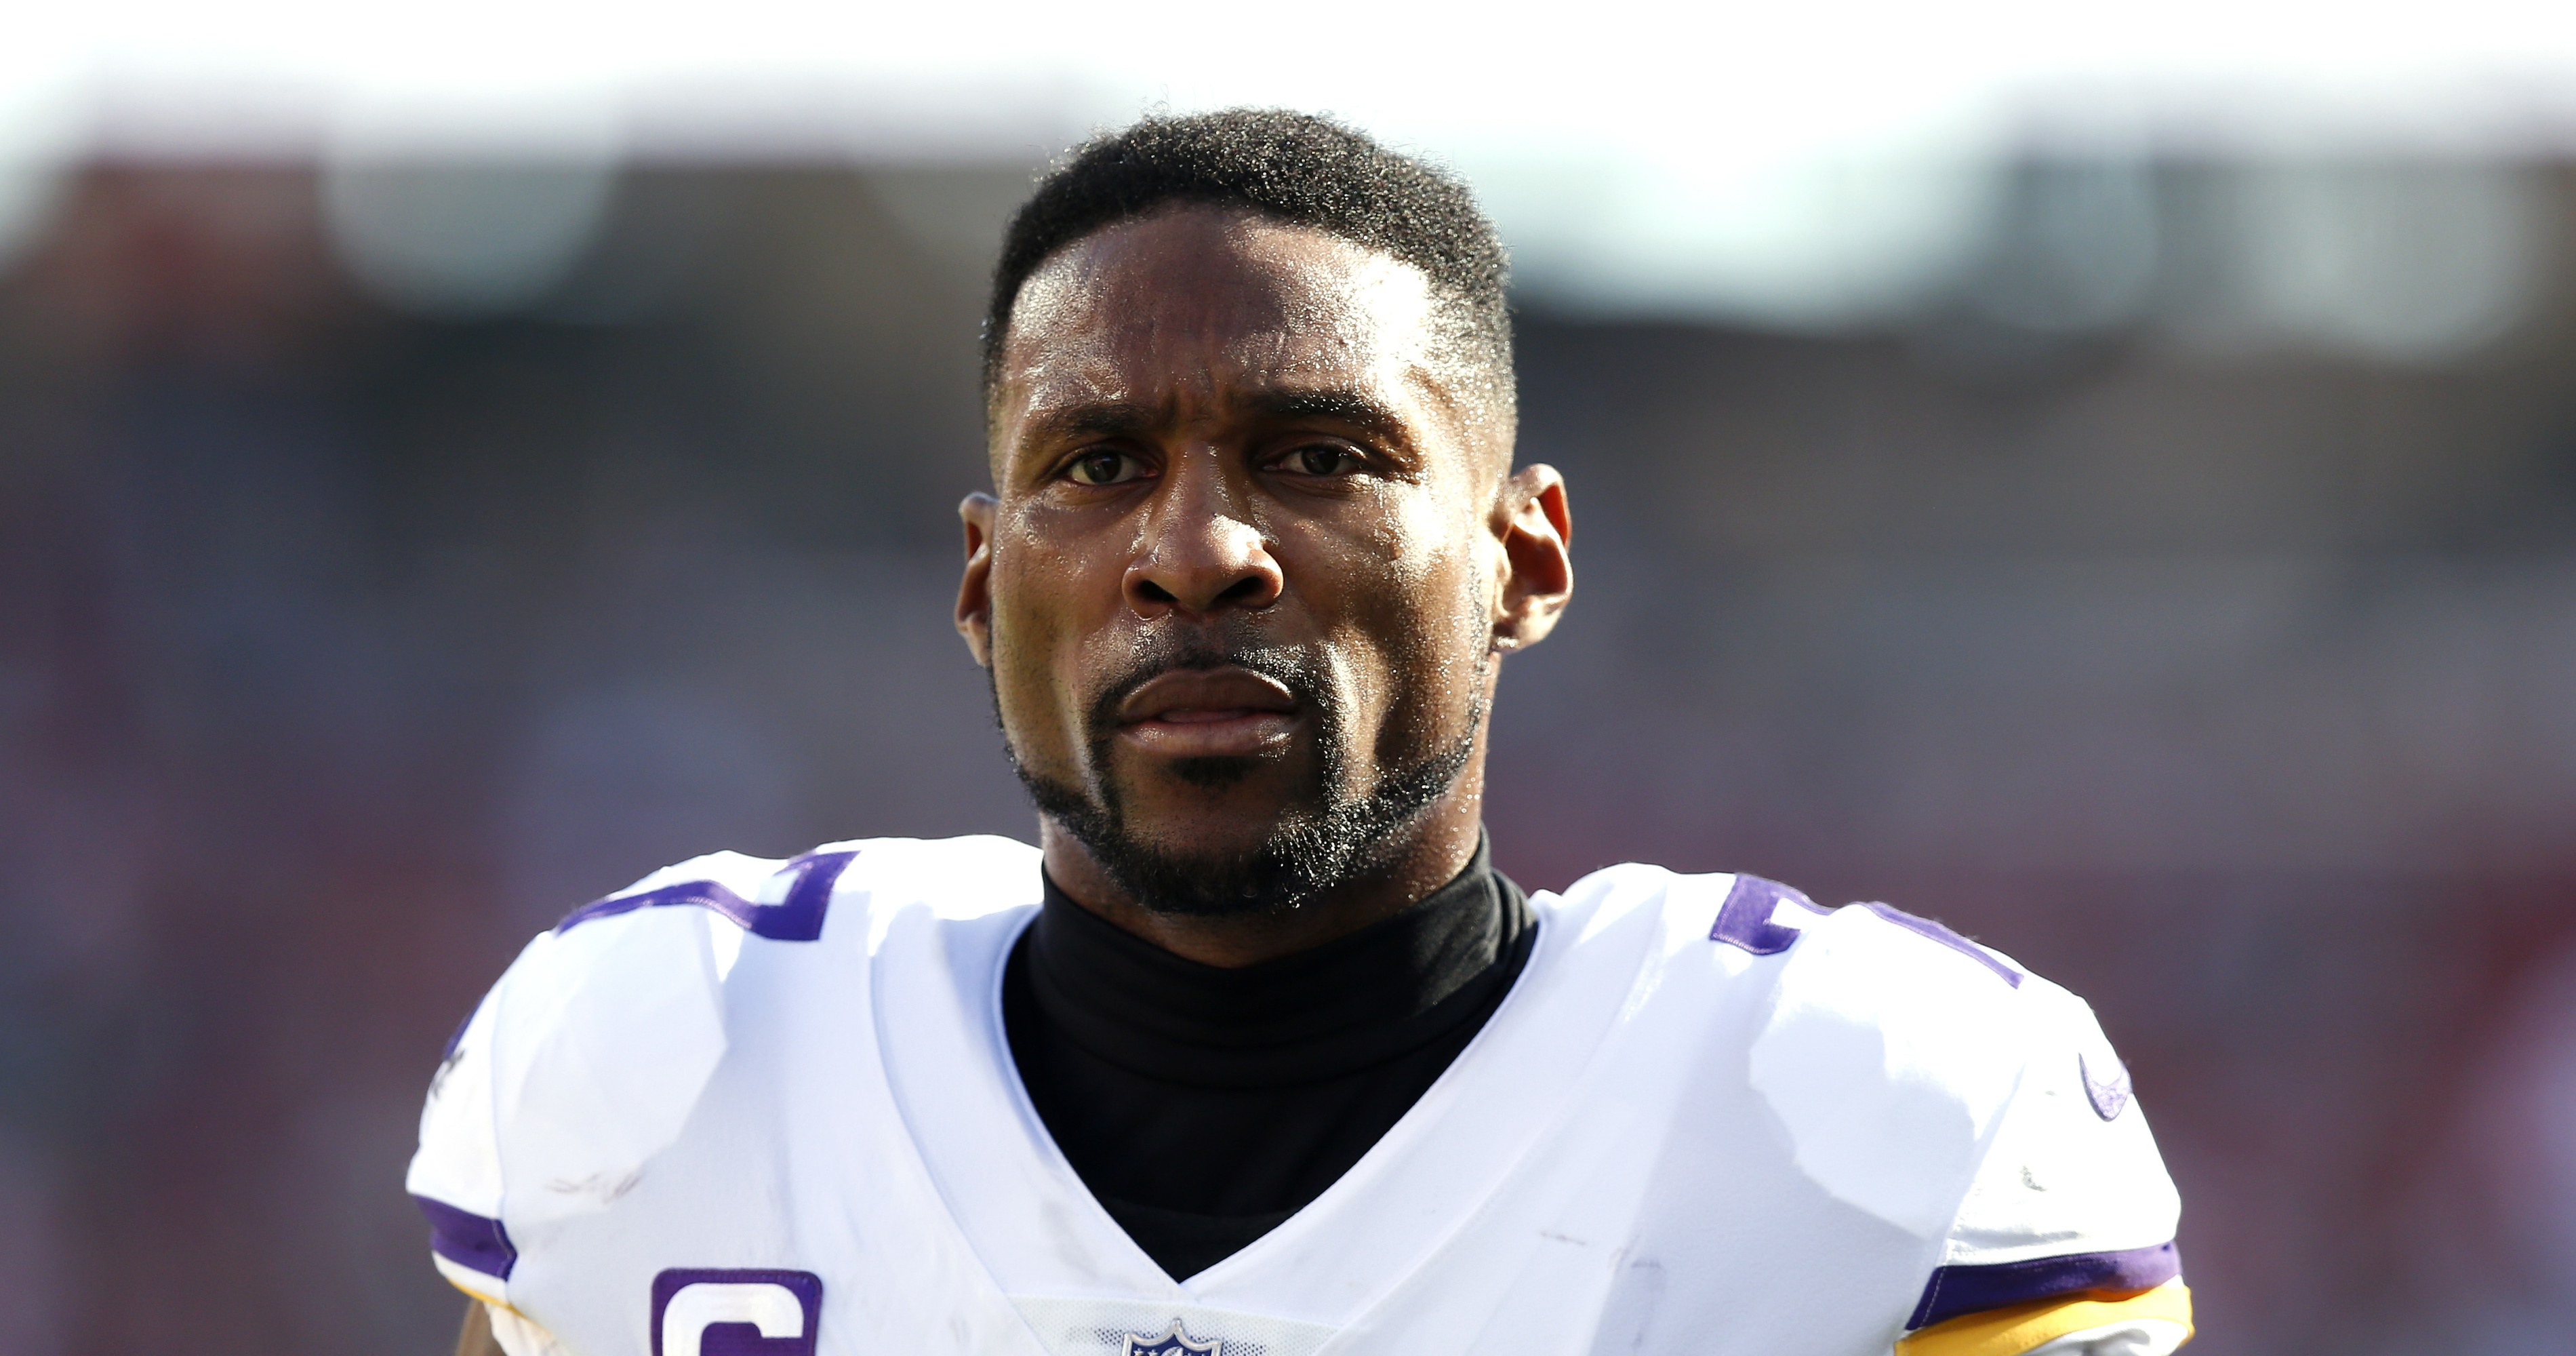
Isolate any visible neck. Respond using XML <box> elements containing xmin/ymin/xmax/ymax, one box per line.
<box><xmin>1039</xmin><ymin>778</ymin><xmax>1487</xmax><ymax>968</ymax></box>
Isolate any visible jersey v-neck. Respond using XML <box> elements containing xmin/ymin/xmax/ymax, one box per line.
<box><xmin>865</xmin><ymin>848</ymin><xmax>1685</xmax><ymax>1340</ymax></box>
<box><xmin>1003</xmin><ymin>840</ymin><xmax>1537</xmax><ymax>1278</ymax></box>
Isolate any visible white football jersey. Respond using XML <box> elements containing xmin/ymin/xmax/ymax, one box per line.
<box><xmin>409</xmin><ymin>836</ymin><xmax>2192</xmax><ymax>1356</ymax></box>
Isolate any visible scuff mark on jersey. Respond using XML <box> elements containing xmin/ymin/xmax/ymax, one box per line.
<box><xmin>544</xmin><ymin>1168</ymin><xmax>644</xmax><ymax>1205</ymax></box>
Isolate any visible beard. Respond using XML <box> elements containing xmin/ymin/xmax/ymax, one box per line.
<box><xmin>999</xmin><ymin>629</ymin><xmax>1487</xmax><ymax>917</ymax></box>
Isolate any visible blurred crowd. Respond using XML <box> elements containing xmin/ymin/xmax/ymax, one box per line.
<box><xmin>1</xmin><ymin>158</ymin><xmax>2573</xmax><ymax>1355</ymax></box>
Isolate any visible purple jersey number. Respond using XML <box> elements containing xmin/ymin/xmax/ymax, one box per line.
<box><xmin>1710</xmin><ymin>874</ymin><xmax>2021</xmax><ymax>988</ymax></box>
<box><xmin>1708</xmin><ymin>873</ymin><xmax>1826</xmax><ymax>955</ymax></box>
<box><xmin>556</xmin><ymin>850</ymin><xmax>858</xmax><ymax>942</ymax></box>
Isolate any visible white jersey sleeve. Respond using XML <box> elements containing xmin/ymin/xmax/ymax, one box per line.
<box><xmin>406</xmin><ymin>951</ymin><xmax>517</xmax><ymax>1309</ymax></box>
<box><xmin>1731</xmin><ymin>886</ymin><xmax>2191</xmax><ymax>1356</ymax></box>
<box><xmin>1906</xmin><ymin>967</ymin><xmax>2190</xmax><ymax>1356</ymax></box>
<box><xmin>403</xmin><ymin>847</ymin><xmax>862</xmax><ymax>1316</ymax></box>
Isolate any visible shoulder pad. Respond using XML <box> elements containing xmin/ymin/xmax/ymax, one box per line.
<box><xmin>485</xmin><ymin>896</ymin><xmax>738</xmax><ymax>1228</ymax></box>
<box><xmin>1746</xmin><ymin>900</ymin><xmax>2053</xmax><ymax>1238</ymax></box>
<box><xmin>407</xmin><ymin>835</ymin><xmax>1042</xmax><ymax>1302</ymax></box>
<box><xmin>464</xmin><ymin>837</ymin><xmax>1034</xmax><ymax>1224</ymax></box>
<box><xmin>826</xmin><ymin>834</ymin><xmax>1044</xmax><ymax>923</ymax></box>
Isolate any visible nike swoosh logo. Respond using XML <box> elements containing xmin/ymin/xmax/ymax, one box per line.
<box><xmin>2080</xmin><ymin>1051</ymin><xmax>2133</xmax><ymax>1121</ymax></box>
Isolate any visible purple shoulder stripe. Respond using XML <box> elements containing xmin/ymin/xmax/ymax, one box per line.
<box><xmin>438</xmin><ymin>1003</ymin><xmax>477</xmax><ymax>1062</ymax></box>
<box><xmin>1908</xmin><ymin>1241</ymin><xmax>2181</xmax><ymax>1330</ymax></box>
<box><xmin>1708</xmin><ymin>874</ymin><xmax>1825</xmax><ymax>955</ymax></box>
<box><xmin>414</xmin><ymin>1194</ymin><xmax>516</xmax><ymax>1281</ymax></box>
<box><xmin>555</xmin><ymin>849</ymin><xmax>858</xmax><ymax>942</ymax></box>
<box><xmin>1861</xmin><ymin>902</ymin><xmax>2022</xmax><ymax>987</ymax></box>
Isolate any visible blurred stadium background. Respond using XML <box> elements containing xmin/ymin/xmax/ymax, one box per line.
<box><xmin>6</xmin><ymin>4</ymin><xmax>2576</xmax><ymax>1353</ymax></box>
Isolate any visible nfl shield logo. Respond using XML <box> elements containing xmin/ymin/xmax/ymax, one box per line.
<box><xmin>1119</xmin><ymin>1321</ymin><xmax>1222</xmax><ymax>1356</ymax></box>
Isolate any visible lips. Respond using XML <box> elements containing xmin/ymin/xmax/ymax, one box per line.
<box><xmin>1116</xmin><ymin>666</ymin><xmax>1300</xmax><ymax>757</ymax></box>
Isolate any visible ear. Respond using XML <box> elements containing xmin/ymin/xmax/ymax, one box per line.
<box><xmin>955</xmin><ymin>492</ymin><xmax>998</xmax><ymax>667</ymax></box>
<box><xmin>1491</xmin><ymin>464</ymin><xmax>1571</xmax><ymax>652</ymax></box>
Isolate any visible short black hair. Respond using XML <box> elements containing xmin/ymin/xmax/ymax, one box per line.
<box><xmin>984</xmin><ymin>108</ymin><xmax>1512</xmax><ymax>416</ymax></box>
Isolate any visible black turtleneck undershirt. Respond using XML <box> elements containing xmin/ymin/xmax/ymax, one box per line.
<box><xmin>1001</xmin><ymin>839</ymin><xmax>1536</xmax><ymax>1281</ymax></box>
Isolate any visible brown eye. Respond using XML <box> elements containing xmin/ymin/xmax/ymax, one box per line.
<box><xmin>1067</xmin><ymin>450</ymin><xmax>1140</xmax><ymax>485</ymax></box>
<box><xmin>1292</xmin><ymin>446</ymin><xmax>1360</xmax><ymax>476</ymax></box>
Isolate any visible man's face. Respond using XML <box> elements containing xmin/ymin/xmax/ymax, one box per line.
<box><xmin>959</xmin><ymin>206</ymin><xmax>1533</xmax><ymax>913</ymax></box>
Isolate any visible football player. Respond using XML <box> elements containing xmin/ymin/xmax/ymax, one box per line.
<box><xmin>414</xmin><ymin>110</ymin><xmax>2191</xmax><ymax>1356</ymax></box>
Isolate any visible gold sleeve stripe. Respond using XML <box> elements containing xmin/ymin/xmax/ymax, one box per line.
<box><xmin>430</xmin><ymin>1256</ymin><xmax>513</xmax><ymax>1313</ymax></box>
<box><xmin>1895</xmin><ymin>1279</ymin><xmax>2193</xmax><ymax>1356</ymax></box>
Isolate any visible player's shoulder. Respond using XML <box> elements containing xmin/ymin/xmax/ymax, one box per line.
<box><xmin>1556</xmin><ymin>864</ymin><xmax>2148</xmax><ymax>1241</ymax></box>
<box><xmin>1558</xmin><ymin>861</ymin><xmax>2092</xmax><ymax>1045</ymax></box>
<box><xmin>462</xmin><ymin>833</ymin><xmax>1041</xmax><ymax>1074</ymax></box>
<box><xmin>548</xmin><ymin>833</ymin><xmax>1041</xmax><ymax>942</ymax></box>
<box><xmin>467</xmin><ymin>832</ymin><xmax>1041</xmax><ymax>1062</ymax></box>
<box><xmin>406</xmin><ymin>834</ymin><xmax>1043</xmax><ymax>1304</ymax></box>
<box><xmin>469</xmin><ymin>833</ymin><xmax>1039</xmax><ymax>1026</ymax></box>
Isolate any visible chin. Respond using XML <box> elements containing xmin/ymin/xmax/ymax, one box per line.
<box><xmin>1018</xmin><ymin>709</ymin><xmax>1473</xmax><ymax>916</ymax></box>
<box><xmin>1086</xmin><ymin>795</ymin><xmax>1357</xmax><ymax>917</ymax></box>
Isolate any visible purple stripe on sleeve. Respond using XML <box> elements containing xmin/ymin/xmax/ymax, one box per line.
<box><xmin>439</xmin><ymin>1002</ymin><xmax>478</xmax><ymax>1062</ymax></box>
<box><xmin>1861</xmin><ymin>902</ymin><xmax>2022</xmax><ymax>988</ymax></box>
<box><xmin>1908</xmin><ymin>1241</ymin><xmax>2181</xmax><ymax>1329</ymax></box>
<box><xmin>1708</xmin><ymin>874</ymin><xmax>1824</xmax><ymax>955</ymax></box>
<box><xmin>555</xmin><ymin>849</ymin><xmax>857</xmax><ymax>941</ymax></box>
<box><xmin>414</xmin><ymin>1194</ymin><xmax>517</xmax><ymax>1281</ymax></box>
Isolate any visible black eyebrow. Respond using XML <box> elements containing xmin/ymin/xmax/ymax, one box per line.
<box><xmin>1239</xmin><ymin>389</ymin><xmax>1411</xmax><ymax>446</ymax></box>
<box><xmin>1011</xmin><ymin>388</ymin><xmax>1416</xmax><ymax>478</ymax></box>
<box><xmin>1018</xmin><ymin>401</ymin><xmax>1161</xmax><ymax>450</ymax></box>
<box><xmin>1020</xmin><ymin>391</ymin><xmax>1407</xmax><ymax>443</ymax></box>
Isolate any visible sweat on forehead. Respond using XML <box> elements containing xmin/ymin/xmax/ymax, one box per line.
<box><xmin>990</xmin><ymin>207</ymin><xmax>1510</xmax><ymax>477</ymax></box>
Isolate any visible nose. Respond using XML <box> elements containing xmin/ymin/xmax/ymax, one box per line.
<box><xmin>1124</xmin><ymin>456</ymin><xmax>1284</xmax><ymax>617</ymax></box>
